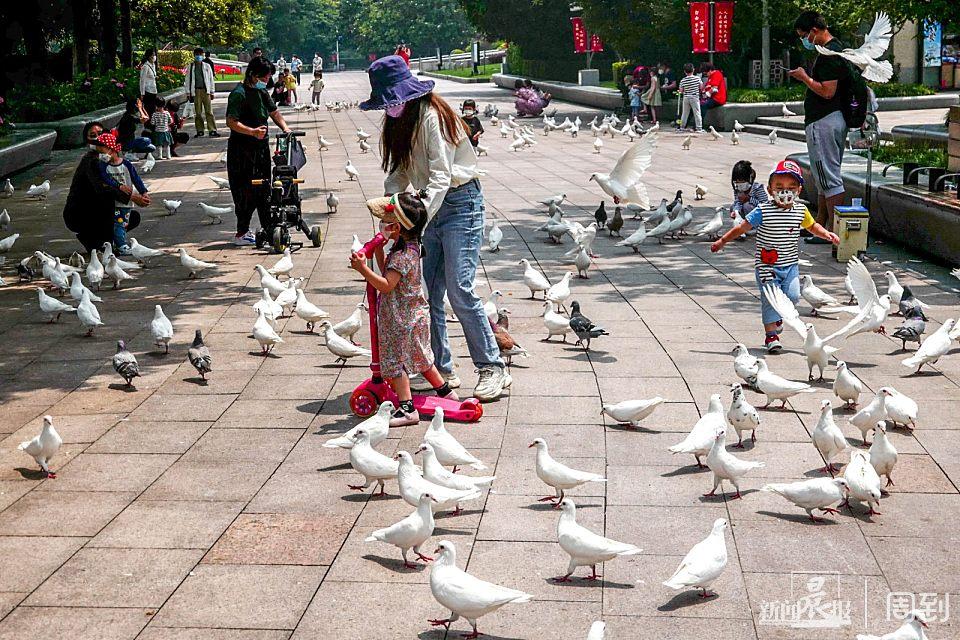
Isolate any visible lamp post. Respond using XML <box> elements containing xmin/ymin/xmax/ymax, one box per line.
<box><xmin>335</xmin><ymin>29</ymin><xmax>341</xmax><ymax>71</ymax></box>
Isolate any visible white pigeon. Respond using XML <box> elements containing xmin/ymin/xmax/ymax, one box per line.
<box><xmin>708</xmin><ymin>126</ymin><xmax>723</xmax><ymax>141</ymax></box>
<box><xmin>553</xmin><ymin>498</ymin><xmax>641</xmax><ymax>582</ymax></box>
<box><xmin>345</xmin><ymin>160</ymin><xmax>360</xmax><ymax>180</ymax></box>
<box><xmin>762</xmin><ymin>477</ymin><xmax>849</xmax><ymax>522</ymax></box>
<box><xmin>693</xmin><ymin>184</ymin><xmax>708</xmax><ymax>200</ymax></box>
<box><xmin>574</xmin><ymin>248</ymin><xmax>591</xmax><ymax>279</ymax></box>
<box><xmin>254</xmin><ymin>264</ymin><xmax>286</xmax><ymax>297</ymax></box>
<box><xmin>815</xmin><ymin>12</ymin><xmax>893</xmax><ymax>82</ymax></box>
<box><xmin>36</xmin><ymin>287</ymin><xmax>76</xmax><ymax>322</ymax></box>
<box><xmin>163</xmin><ymin>199</ymin><xmax>182</xmax><ymax>215</ymax></box>
<box><xmin>198</xmin><ymin>202</ymin><xmax>230</xmax><ymax>224</ymax></box>
<box><xmin>267</xmin><ymin>248</ymin><xmax>294</xmax><ymax>277</ymax></box>
<box><xmin>18</xmin><ymin>415</ymin><xmax>62</xmax><ymax>478</ymax></box>
<box><xmin>601</xmin><ymin>397</ymin><xmax>664</xmax><ymax>429</ymax></box>
<box><xmin>615</xmin><ymin>223</ymin><xmax>647</xmax><ymax>253</ymax></box>
<box><xmin>768</xmin><ymin>130</ymin><xmax>778</xmax><ymax>144</ymax></box>
<box><xmin>753</xmin><ymin>360</ymin><xmax>814</xmax><ymax>408</ymax></box>
<box><xmin>540</xmin><ymin>194</ymin><xmax>566</xmax><ymax>208</ymax></box>
<box><xmin>856</xmin><ymin>610</ymin><xmax>928</xmax><ymax>640</ymax></box>
<box><xmin>487</xmin><ymin>219</ymin><xmax>503</xmax><ymax>252</ymax></box>
<box><xmin>730</xmin><ymin>131</ymin><xmax>740</xmax><ymax>145</ymax></box>
<box><xmin>844</xmin><ymin>274</ymin><xmax>857</xmax><ymax>303</ymax></box>
<box><xmin>348</xmin><ymin>428</ymin><xmax>399</xmax><ymax>495</ymax></box>
<box><xmin>592</xmin><ymin>137</ymin><xmax>603</xmax><ymax>153</ymax></box>
<box><xmin>811</xmin><ymin>399</ymin><xmax>849</xmax><ymax>476</ymax></box>
<box><xmin>762</xmin><ymin>285</ymin><xmax>841</xmax><ymax>381</ymax></box>
<box><xmin>542</xmin><ymin>301</ymin><xmax>572</xmax><ymax>342</ymax></box>
<box><xmin>69</xmin><ymin>272</ymin><xmax>101</xmax><ymax>303</ymax></box>
<box><xmin>104</xmin><ymin>255</ymin><xmax>135</xmax><ymax>289</ymax></box>
<box><xmin>587</xmin><ymin>621</ymin><xmax>606</xmax><ymax>640</ymax></box>
<box><xmin>833</xmin><ymin>360</ymin><xmax>863</xmax><ymax>408</ymax></box>
<box><xmin>253</xmin><ymin>288</ymin><xmax>283</xmax><ymax>325</ymax></box>
<box><xmin>207</xmin><ymin>175</ymin><xmax>230</xmax><ymax>189</ymax></box>
<box><xmin>327</xmin><ymin>192</ymin><xmax>340</xmax><ymax>213</ymax></box>
<box><xmin>704</xmin><ymin>428</ymin><xmax>765</xmax><ymax>499</ymax></box>
<box><xmin>518</xmin><ymin>258</ymin><xmax>550</xmax><ymax>299</ymax></box>
<box><xmin>0</xmin><ymin>209</ymin><xmax>10</xmax><ymax>229</ymax></box>
<box><xmin>844</xmin><ymin>450</ymin><xmax>883</xmax><ymax>515</ymax></box>
<box><xmin>588</xmin><ymin>133</ymin><xmax>657</xmax><ymax>208</ymax></box>
<box><xmin>40</xmin><ymin>255</ymin><xmax>69</xmax><ymax>292</ymax></box>
<box><xmin>733</xmin><ymin>120</ymin><xmax>745</xmax><ymax>132</ymax></box>
<box><xmin>396</xmin><ymin>451</ymin><xmax>481</xmax><ymax>514</ymax></box>
<box><xmin>669</xmin><ymin>394</ymin><xmax>726</xmax><ymax>468</ymax></box>
<box><xmin>428</xmin><ymin>540</ymin><xmax>532</xmax><ymax>638</ymax></box>
<box><xmin>781</xmin><ymin>103</ymin><xmax>798</xmax><ymax>117</ymax></box>
<box><xmin>482</xmin><ymin>290</ymin><xmax>502</xmax><ymax>324</ymax></box>
<box><xmin>545</xmin><ymin>272</ymin><xmax>572</xmax><ymax>308</ymax></box>
<box><xmin>318</xmin><ymin>135</ymin><xmax>332</xmax><ymax>151</ymax></box>
<box><xmin>179</xmin><ymin>249</ymin><xmax>216</xmax><ymax>278</ymax></box>
<box><xmin>76</xmin><ymin>289</ymin><xmax>103</xmax><ymax>336</ymax></box>
<box><xmin>2</xmin><ymin>178</ymin><xmax>13</xmax><ymax>197</ymax></box>
<box><xmin>26</xmin><ymin>180</ymin><xmax>50</xmax><ymax>199</ymax></box>
<box><xmin>509</xmin><ymin>138</ymin><xmax>525</xmax><ymax>152</ymax></box>
<box><xmin>141</xmin><ymin>153</ymin><xmax>156</xmax><ymax>173</ymax></box>
<box><xmin>424</xmin><ymin>406</ymin><xmax>486</xmax><ymax>471</ymax></box>
<box><xmin>359</xmin><ymin>140</ymin><xmax>372</xmax><ymax>153</ymax></box>
<box><xmin>530</xmin><ymin>438</ymin><xmax>606</xmax><ymax>505</ymax></box>
<box><xmin>150</xmin><ymin>304</ymin><xmax>174</xmax><ymax>353</ymax></box>
<box><xmin>331</xmin><ymin>302</ymin><xmax>366</xmax><ymax>344</ymax></box>
<box><xmin>350</xmin><ymin>234</ymin><xmax>363</xmax><ymax>254</ymax></box>
<box><xmin>902</xmin><ymin>319</ymin><xmax>955</xmax><ymax>373</ymax></box>
<box><xmin>884</xmin><ymin>388</ymin><xmax>918</xmax><ymax>429</ymax></box>
<box><xmin>356</xmin><ymin>127</ymin><xmax>371</xmax><ymax>141</ymax></box>
<box><xmin>732</xmin><ymin>344</ymin><xmax>760</xmax><ymax>386</ymax></box>
<box><xmin>693</xmin><ymin>207</ymin><xmax>724</xmax><ymax>239</ymax></box>
<box><xmin>475</xmin><ymin>144</ymin><xmax>488</xmax><ymax>156</ymax></box>
<box><xmin>127</xmin><ymin>238</ymin><xmax>165</xmax><ymax>263</ymax></box>
<box><xmin>365</xmin><ymin>492</ymin><xmax>437</xmax><ymax>568</ymax></box>
<box><xmin>799</xmin><ymin>275</ymin><xmax>839</xmax><ymax>315</ymax></box>
<box><xmin>252</xmin><ymin>307</ymin><xmax>284</xmax><ymax>353</ymax></box>
<box><xmin>726</xmin><ymin>384</ymin><xmax>760</xmax><ymax>447</ymax></box>
<box><xmin>824</xmin><ymin>258</ymin><xmax>892</xmax><ymax>341</ymax></box>
<box><xmin>294</xmin><ymin>289</ymin><xmax>330</xmax><ymax>332</ymax></box>
<box><xmin>0</xmin><ymin>233</ymin><xmax>19</xmax><ymax>252</ymax></box>
<box><xmin>417</xmin><ymin>443</ymin><xmax>495</xmax><ymax>492</ymax></box>
<box><xmin>850</xmin><ymin>388</ymin><xmax>893</xmax><ymax>444</ymax></box>
<box><xmin>681</xmin><ymin>135</ymin><xmax>691</xmax><ymax>150</ymax></box>
<box><xmin>319</xmin><ymin>320</ymin><xmax>371</xmax><ymax>362</ymax></box>
<box><xmin>101</xmin><ymin>243</ymin><xmax>141</xmax><ymax>270</ymax></box>
<box><xmin>324</xmin><ymin>401</ymin><xmax>394</xmax><ymax>450</ymax></box>
<box><xmin>662</xmin><ymin>518</ymin><xmax>729</xmax><ymax>597</ymax></box>
<box><xmin>869</xmin><ymin>422</ymin><xmax>898</xmax><ymax>488</ymax></box>
<box><xmin>645</xmin><ymin>209</ymin><xmax>675</xmax><ymax>244</ymax></box>
<box><xmin>272</xmin><ymin>278</ymin><xmax>302</xmax><ymax>316</ymax></box>
<box><xmin>884</xmin><ymin>270</ymin><xmax>904</xmax><ymax>309</ymax></box>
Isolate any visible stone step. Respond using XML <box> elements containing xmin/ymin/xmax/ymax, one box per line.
<box><xmin>755</xmin><ymin>115</ymin><xmax>806</xmax><ymax>130</ymax></box>
<box><xmin>742</xmin><ymin>123</ymin><xmax>807</xmax><ymax>143</ymax></box>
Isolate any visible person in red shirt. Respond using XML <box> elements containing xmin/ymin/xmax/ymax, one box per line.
<box><xmin>394</xmin><ymin>44</ymin><xmax>411</xmax><ymax>66</ymax></box>
<box><xmin>700</xmin><ymin>62</ymin><xmax>727</xmax><ymax>111</ymax></box>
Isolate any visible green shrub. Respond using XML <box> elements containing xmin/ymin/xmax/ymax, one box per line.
<box><xmin>727</xmin><ymin>82</ymin><xmax>936</xmax><ymax>104</ymax></box>
<box><xmin>158</xmin><ymin>50</ymin><xmax>193</xmax><ymax>69</ymax></box>
<box><xmin>217</xmin><ymin>53</ymin><xmax>238</xmax><ymax>61</ymax></box>
<box><xmin>612</xmin><ymin>61</ymin><xmax>634</xmax><ymax>91</ymax></box>
<box><xmin>8</xmin><ymin>68</ymin><xmax>182</xmax><ymax>123</ymax></box>
<box><xmin>872</xmin><ymin>138</ymin><xmax>947</xmax><ymax>168</ymax></box>
<box><xmin>451</xmin><ymin>48</ymin><xmax>465</xmax><ymax>55</ymax></box>
<box><xmin>869</xmin><ymin>82</ymin><xmax>936</xmax><ymax>98</ymax></box>
<box><xmin>506</xmin><ymin>45</ymin><xmax>523</xmax><ymax>76</ymax></box>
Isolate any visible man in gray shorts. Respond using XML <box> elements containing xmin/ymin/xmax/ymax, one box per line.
<box><xmin>789</xmin><ymin>10</ymin><xmax>849</xmax><ymax>243</ymax></box>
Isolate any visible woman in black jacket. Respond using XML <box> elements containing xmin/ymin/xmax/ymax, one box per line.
<box><xmin>63</xmin><ymin>121</ymin><xmax>149</xmax><ymax>252</ymax></box>
<box><xmin>116</xmin><ymin>98</ymin><xmax>156</xmax><ymax>155</ymax></box>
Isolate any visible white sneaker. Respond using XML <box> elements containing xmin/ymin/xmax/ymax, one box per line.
<box><xmin>472</xmin><ymin>366</ymin><xmax>511</xmax><ymax>402</ymax></box>
<box><xmin>442</xmin><ymin>369</ymin><xmax>461</xmax><ymax>389</ymax></box>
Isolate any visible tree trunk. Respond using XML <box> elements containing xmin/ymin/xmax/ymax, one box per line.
<box><xmin>119</xmin><ymin>0</ymin><xmax>132</xmax><ymax>67</ymax></box>
<box><xmin>72</xmin><ymin>0</ymin><xmax>91</xmax><ymax>78</ymax></box>
<box><xmin>98</xmin><ymin>0</ymin><xmax>118</xmax><ymax>72</ymax></box>
<box><xmin>19</xmin><ymin>1</ymin><xmax>50</xmax><ymax>80</ymax></box>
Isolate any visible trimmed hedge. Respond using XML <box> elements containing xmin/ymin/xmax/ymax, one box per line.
<box><xmin>158</xmin><ymin>50</ymin><xmax>194</xmax><ymax>69</ymax></box>
<box><xmin>727</xmin><ymin>82</ymin><xmax>936</xmax><ymax>104</ymax></box>
<box><xmin>872</xmin><ymin>138</ymin><xmax>947</xmax><ymax>168</ymax></box>
<box><xmin>217</xmin><ymin>53</ymin><xmax>239</xmax><ymax>61</ymax></box>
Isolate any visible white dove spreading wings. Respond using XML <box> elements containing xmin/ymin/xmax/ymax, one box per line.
<box><xmin>815</xmin><ymin>12</ymin><xmax>893</xmax><ymax>83</ymax></box>
<box><xmin>823</xmin><ymin>256</ymin><xmax>890</xmax><ymax>341</ymax></box>
<box><xmin>588</xmin><ymin>132</ymin><xmax>657</xmax><ymax>209</ymax></box>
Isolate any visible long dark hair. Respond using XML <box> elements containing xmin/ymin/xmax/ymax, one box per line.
<box><xmin>142</xmin><ymin>48</ymin><xmax>156</xmax><ymax>65</ymax></box>
<box><xmin>390</xmin><ymin>192</ymin><xmax>428</xmax><ymax>256</ymax></box>
<box><xmin>245</xmin><ymin>56</ymin><xmax>273</xmax><ymax>84</ymax></box>
<box><xmin>381</xmin><ymin>93</ymin><xmax>467</xmax><ymax>176</ymax></box>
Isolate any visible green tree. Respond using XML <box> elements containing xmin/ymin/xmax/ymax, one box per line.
<box><xmin>261</xmin><ymin>0</ymin><xmax>339</xmax><ymax>59</ymax></box>
<box><xmin>351</xmin><ymin>0</ymin><xmax>474</xmax><ymax>58</ymax></box>
<box><xmin>132</xmin><ymin>0</ymin><xmax>262</xmax><ymax>46</ymax></box>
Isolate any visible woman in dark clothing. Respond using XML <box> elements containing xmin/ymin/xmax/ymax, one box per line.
<box><xmin>116</xmin><ymin>97</ymin><xmax>156</xmax><ymax>155</ymax></box>
<box><xmin>64</xmin><ymin>121</ymin><xmax>149</xmax><ymax>252</ymax></box>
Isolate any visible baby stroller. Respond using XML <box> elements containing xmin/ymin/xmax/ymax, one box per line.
<box><xmin>252</xmin><ymin>131</ymin><xmax>322</xmax><ymax>253</ymax></box>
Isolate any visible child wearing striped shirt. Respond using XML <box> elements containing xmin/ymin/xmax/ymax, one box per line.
<box><xmin>729</xmin><ymin>160</ymin><xmax>768</xmax><ymax>230</ymax></box>
<box><xmin>677</xmin><ymin>63</ymin><xmax>704</xmax><ymax>132</ymax></box>
<box><xmin>711</xmin><ymin>159</ymin><xmax>839</xmax><ymax>352</ymax></box>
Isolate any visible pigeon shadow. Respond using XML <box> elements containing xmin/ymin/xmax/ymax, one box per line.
<box><xmin>417</xmin><ymin>631</ymin><xmax>512</xmax><ymax>640</ymax></box>
<box><xmin>362</xmin><ymin>554</ymin><xmax>428</xmax><ymax>574</ymax></box>
<box><xmin>197</xmin><ymin>242</ymin><xmax>235</xmax><ymax>252</ymax></box>
<box><xmin>802</xmin><ymin>467</ymin><xmax>838</xmax><ymax>478</ymax></box>
<box><xmin>521</xmin><ymin>501</ymin><xmax>602</xmax><ymax>512</ymax></box>
<box><xmin>605</xmin><ymin>423</ymin><xmax>661</xmax><ymax>434</ymax></box>
<box><xmin>432</xmin><ymin>526</ymin><xmax>474</xmax><ymax>537</ymax></box>
<box><xmin>296</xmin><ymin>400</ymin><xmax>324</xmax><ymax>415</ymax></box>
<box><xmin>183</xmin><ymin>376</ymin><xmax>209</xmax><ymax>386</ymax></box>
<box><xmin>901</xmin><ymin>369</ymin><xmax>942</xmax><ymax>378</ymax></box>
<box><xmin>756</xmin><ymin>510</ymin><xmax>842</xmax><ymax>525</ymax></box>
<box><xmin>544</xmin><ymin>576</ymin><xmax>634</xmax><ymax>590</ymax></box>
<box><xmin>107</xmin><ymin>382</ymin><xmax>139</xmax><ymax>392</ymax></box>
<box><xmin>435</xmin><ymin>508</ymin><xmax>483</xmax><ymax>521</ymax></box>
<box><xmin>14</xmin><ymin>467</ymin><xmax>46</xmax><ymax>480</ymax></box>
<box><xmin>316</xmin><ymin>462</ymin><xmax>352</xmax><ymax>472</ymax></box>
<box><xmin>341</xmin><ymin>491</ymin><xmax>401</xmax><ymax>503</ymax></box>
<box><xmin>661</xmin><ymin>465</ymin><xmax>708</xmax><ymax>478</ymax></box>
<box><xmin>726</xmin><ymin>440</ymin><xmax>756</xmax><ymax>452</ymax></box>
<box><xmin>658</xmin><ymin>590</ymin><xmax>720</xmax><ymax>611</ymax></box>
<box><xmin>312</xmin><ymin>417</ymin><xmax>356</xmax><ymax>436</ymax></box>
<box><xmin>145</xmin><ymin>351</ymin><xmax>170</xmax><ymax>360</ymax></box>
<box><xmin>247</xmin><ymin>350</ymin><xmax>282</xmax><ymax>358</ymax></box>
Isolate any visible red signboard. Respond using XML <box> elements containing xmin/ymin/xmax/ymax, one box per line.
<box><xmin>714</xmin><ymin>1</ymin><xmax>735</xmax><ymax>53</ymax></box>
<box><xmin>571</xmin><ymin>17</ymin><xmax>588</xmax><ymax>54</ymax></box>
<box><xmin>689</xmin><ymin>2</ymin><xmax>710</xmax><ymax>53</ymax></box>
<box><xmin>589</xmin><ymin>34</ymin><xmax>604</xmax><ymax>53</ymax></box>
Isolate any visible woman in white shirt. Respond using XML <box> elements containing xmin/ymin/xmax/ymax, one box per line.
<box><xmin>139</xmin><ymin>48</ymin><xmax>158</xmax><ymax>113</ymax></box>
<box><xmin>359</xmin><ymin>55</ymin><xmax>510</xmax><ymax>402</ymax></box>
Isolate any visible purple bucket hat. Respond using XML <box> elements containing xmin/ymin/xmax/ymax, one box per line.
<box><xmin>359</xmin><ymin>55</ymin><xmax>435</xmax><ymax>111</ymax></box>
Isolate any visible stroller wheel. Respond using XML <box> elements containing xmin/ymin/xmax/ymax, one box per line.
<box><xmin>350</xmin><ymin>388</ymin><xmax>380</xmax><ymax>418</ymax></box>
<box><xmin>272</xmin><ymin>226</ymin><xmax>290</xmax><ymax>253</ymax></box>
<box><xmin>309</xmin><ymin>225</ymin><xmax>322</xmax><ymax>248</ymax></box>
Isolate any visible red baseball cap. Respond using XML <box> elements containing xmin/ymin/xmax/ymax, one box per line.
<box><xmin>96</xmin><ymin>132</ymin><xmax>122</xmax><ymax>155</ymax></box>
<box><xmin>770</xmin><ymin>159</ymin><xmax>804</xmax><ymax>185</ymax></box>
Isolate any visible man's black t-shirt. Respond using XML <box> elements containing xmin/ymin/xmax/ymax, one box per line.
<box><xmin>804</xmin><ymin>38</ymin><xmax>848</xmax><ymax>126</ymax></box>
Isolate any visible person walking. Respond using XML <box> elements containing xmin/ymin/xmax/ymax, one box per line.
<box><xmin>184</xmin><ymin>47</ymin><xmax>219</xmax><ymax>137</ymax></box>
<box><xmin>359</xmin><ymin>55</ymin><xmax>510</xmax><ymax>402</ymax></box>
<box><xmin>677</xmin><ymin>63</ymin><xmax>704</xmax><ymax>132</ymax></box>
<box><xmin>225</xmin><ymin>56</ymin><xmax>291</xmax><ymax>246</ymax></box>
<box><xmin>312</xmin><ymin>52</ymin><xmax>323</xmax><ymax>71</ymax></box>
<box><xmin>790</xmin><ymin>10</ymin><xmax>849</xmax><ymax>240</ymax></box>
<box><xmin>290</xmin><ymin>55</ymin><xmax>302</xmax><ymax>83</ymax></box>
<box><xmin>138</xmin><ymin>48</ymin><xmax>158</xmax><ymax>114</ymax></box>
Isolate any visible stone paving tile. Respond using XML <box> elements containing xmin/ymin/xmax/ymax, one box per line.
<box><xmin>734</xmin><ymin>519</ymin><xmax>881</xmax><ymax>575</ymax></box>
<box><xmin>604</xmin><ymin>615</ymin><xmax>757</xmax><ymax>639</ymax></box>
<box><xmin>37</xmin><ymin>452</ymin><xmax>177</xmax><ymax>493</ymax></box>
<box><xmin>152</xmin><ymin>565</ymin><xmax>325</xmax><ymax>630</ymax></box>
<box><xmin>469</xmin><ymin>540</ymin><xmax>603</xmax><ymax>602</ymax></box>
<box><xmin>140</xmin><ymin>458</ymin><xmax>279</xmax><ymax>502</ymax></box>
<box><xmin>0</xmin><ymin>594</ymin><xmax>24</xmax><ymax>621</ymax></box>
<box><xmin>25</xmin><ymin>548</ymin><xmax>203</xmax><ymax>608</ymax></box>
<box><xmin>128</xmin><ymin>393</ymin><xmax>236</xmax><ymax>422</ymax></box>
<box><xmin>204</xmin><ymin>513</ymin><xmax>355</xmax><ymax>565</ymax></box>
<box><xmin>89</xmin><ymin>500</ymin><xmax>245</xmax><ymax>549</ymax></box>
<box><xmin>606</xmin><ymin>464</ymin><xmax>729</xmax><ymax>508</ymax></box>
<box><xmin>86</xmin><ymin>420</ymin><xmax>212</xmax><ymax>454</ymax></box>
<box><xmin>0</xmin><ymin>481</ymin><xmax>36</xmax><ymax>511</ymax></box>
<box><xmin>476</xmin><ymin>494</ymin><xmax>604</xmax><ymax>543</ymax></box>
<box><xmin>0</xmin><ymin>606</ymin><xmax>152</xmax><ymax>640</ymax></box>
<box><xmin>138</xmin><ymin>630</ymin><xmax>291</xmax><ymax>640</ymax></box>
<box><xmin>0</xmin><ymin>536</ymin><xmax>88</xmax><ymax>591</ymax></box>
<box><xmin>0</xmin><ymin>490</ymin><xmax>135</xmax><ymax>536</ymax></box>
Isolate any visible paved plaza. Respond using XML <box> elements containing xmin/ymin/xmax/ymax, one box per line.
<box><xmin>0</xmin><ymin>72</ymin><xmax>959</xmax><ymax>639</ymax></box>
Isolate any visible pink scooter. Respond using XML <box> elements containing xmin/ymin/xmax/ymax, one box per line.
<box><xmin>348</xmin><ymin>232</ymin><xmax>483</xmax><ymax>423</ymax></box>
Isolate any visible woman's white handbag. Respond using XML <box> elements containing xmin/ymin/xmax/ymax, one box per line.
<box><xmin>182</xmin><ymin>101</ymin><xmax>195</xmax><ymax>119</ymax></box>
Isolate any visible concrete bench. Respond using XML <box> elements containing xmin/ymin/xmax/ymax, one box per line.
<box><xmin>491</xmin><ymin>73</ymin><xmax>623</xmax><ymax>111</ymax></box>
<box><xmin>0</xmin><ymin>129</ymin><xmax>57</xmax><ymax>178</ymax></box>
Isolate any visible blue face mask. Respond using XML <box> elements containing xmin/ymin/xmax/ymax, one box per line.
<box><xmin>254</xmin><ymin>80</ymin><xmax>267</xmax><ymax>90</ymax></box>
<box><xmin>800</xmin><ymin>33</ymin><xmax>816</xmax><ymax>50</ymax></box>
<box><xmin>195</xmin><ymin>55</ymin><xmax>203</xmax><ymax>62</ymax></box>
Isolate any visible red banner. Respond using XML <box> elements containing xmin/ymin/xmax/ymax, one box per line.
<box><xmin>589</xmin><ymin>34</ymin><xmax>604</xmax><ymax>53</ymax></box>
<box><xmin>571</xmin><ymin>17</ymin><xmax>588</xmax><ymax>54</ymax></box>
<box><xmin>689</xmin><ymin>2</ymin><xmax>710</xmax><ymax>53</ymax></box>
<box><xmin>714</xmin><ymin>1</ymin><xmax>735</xmax><ymax>53</ymax></box>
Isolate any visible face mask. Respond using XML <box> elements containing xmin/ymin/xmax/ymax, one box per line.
<box><xmin>800</xmin><ymin>33</ymin><xmax>816</xmax><ymax>50</ymax></box>
<box><xmin>98</xmin><ymin>153</ymin><xmax>112</xmax><ymax>163</ymax></box>
<box><xmin>254</xmin><ymin>80</ymin><xmax>267</xmax><ymax>90</ymax></box>
<box><xmin>733</xmin><ymin>181</ymin><xmax>751</xmax><ymax>192</ymax></box>
<box><xmin>463</xmin><ymin>109</ymin><xmax>475</xmax><ymax>117</ymax></box>
<box><xmin>385</xmin><ymin>103</ymin><xmax>406</xmax><ymax>119</ymax></box>
<box><xmin>774</xmin><ymin>189</ymin><xmax>797</xmax><ymax>206</ymax></box>
<box><xmin>195</xmin><ymin>55</ymin><xmax>203</xmax><ymax>62</ymax></box>
<box><xmin>657</xmin><ymin>68</ymin><xmax>665</xmax><ymax>74</ymax></box>
<box><xmin>150</xmin><ymin>56</ymin><xmax>156</xmax><ymax>62</ymax></box>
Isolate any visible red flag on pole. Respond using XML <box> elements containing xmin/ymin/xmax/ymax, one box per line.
<box><xmin>714</xmin><ymin>1</ymin><xmax>735</xmax><ymax>53</ymax></box>
<box><xmin>689</xmin><ymin>2</ymin><xmax>710</xmax><ymax>53</ymax></box>
<box><xmin>571</xmin><ymin>17</ymin><xmax>588</xmax><ymax>54</ymax></box>
<box><xmin>589</xmin><ymin>34</ymin><xmax>604</xmax><ymax>53</ymax></box>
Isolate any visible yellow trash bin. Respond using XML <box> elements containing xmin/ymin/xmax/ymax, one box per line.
<box><xmin>832</xmin><ymin>204</ymin><xmax>870</xmax><ymax>262</ymax></box>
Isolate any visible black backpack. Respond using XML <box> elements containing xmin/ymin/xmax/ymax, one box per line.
<box><xmin>841</xmin><ymin>60</ymin><xmax>873</xmax><ymax>130</ymax></box>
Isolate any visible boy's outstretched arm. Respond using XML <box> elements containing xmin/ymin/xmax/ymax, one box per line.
<box><xmin>711</xmin><ymin>220</ymin><xmax>753</xmax><ymax>253</ymax></box>
<box><xmin>807</xmin><ymin>221</ymin><xmax>840</xmax><ymax>245</ymax></box>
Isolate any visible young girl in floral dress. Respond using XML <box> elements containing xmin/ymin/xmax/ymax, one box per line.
<box><xmin>350</xmin><ymin>192</ymin><xmax>459</xmax><ymax>426</ymax></box>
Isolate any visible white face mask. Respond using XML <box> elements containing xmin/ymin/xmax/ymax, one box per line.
<box><xmin>98</xmin><ymin>153</ymin><xmax>113</xmax><ymax>164</ymax></box>
<box><xmin>384</xmin><ymin>103</ymin><xmax>406</xmax><ymax>118</ymax></box>
<box><xmin>463</xmin><ymin>109</ymin><xmax>475</xmax><ymax>117</ymax></box>
<box><xmin>88</xmin><ymin>143</ymin><xmax>99</xmax><ymax>151</ymax></box>
<box><xmin>773</xmin><ymin>189</ymin><xmax>797</xmax><ymax>206</ymax></box>
<box><xmin>733</xmin><ymin>181</ymin><xmax>751</xmax><ymax>192</ymax></box>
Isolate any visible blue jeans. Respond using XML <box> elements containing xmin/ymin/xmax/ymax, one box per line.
<box><xmin>126</xmin><ymin>136</ymin><xmax>156</xmax><ymax>154</ymax></box>
<box><xmin>756</xmin><ymin>264</ymin><xmax>800</xmax><ymax>326</ymax></box>
<box><xmin>422</xmin><ymin>180</ymin><xmax>503</xmax><ymax>373</ymax></box>
<box><xmin>113</xmin><ymin>207</ymin><xmax>132</xmax><ymax>248</ymax></box>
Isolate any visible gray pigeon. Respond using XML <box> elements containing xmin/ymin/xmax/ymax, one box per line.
<box><xmin>569</xmin><ymin>301</ymin><xmax>608</xmax><ymax>351</ymax></box>
<box><xmin>607</xmin><ymin>206</ymin><xmax>624</xmax><ymax>237</ymax></box>
<box><xmin>112</xmin><ymin>340</ymin><xmax>141</xmax><ymax>387</ymax></box>
<box><xmin>898</xmin><ymin>285</ymin><xmax>928</xmax><ymax>317</ymax></box>
<box><xmin>666</xmin><ymin>189</ymin><xmax>683</xmax><ymax>213</ymax></box>
<box><xmin>187</xmin><ymin>329</ymin><xmax>213</xmax><ymax>379</ymax></box>
<box><xmin>891</xmin><ymin>306</ymin><xmax>926</xmax><ymax>350</ymax></box>
<box><xmin>594</xmin><ymin>201</ymin><xmax>607</xmax><ymax>229</ymax></box>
